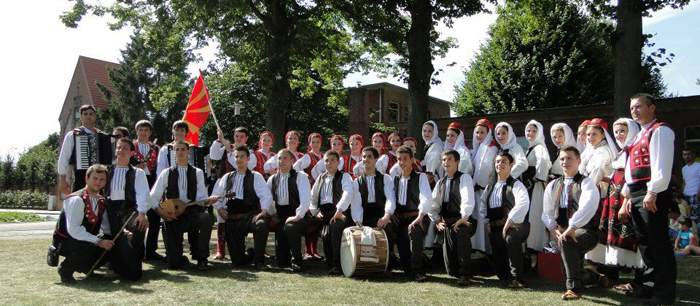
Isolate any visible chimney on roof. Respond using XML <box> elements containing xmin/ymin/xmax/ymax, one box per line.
<box><xmin>356</xmin><ymin>81</ymin><xmax>362</xmax><ymax>88</ymax></box>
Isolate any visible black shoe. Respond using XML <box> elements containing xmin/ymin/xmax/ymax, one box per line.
<box><xmin>329</xmin><ymin>266</ymin><xmax>343</xmax><ymax>275</ymax></box>
<box><xmin>58</xmin><ymin>267</ymin><xmax>76</xmax><ymax>284</ymax></box>
<box><xmin>291</xmin><ymin>263</ymin><xmax>303</xmax><ymax>272</ymax></box>
<box><xmin>197</xmin><ymin>259</ymin><xmax>209</xmax><ymax>271</ymax></box>
<box><xmin>414</xmin><ymin>273</ymin><xmax>427</xmax><ymax>282</ymax></box>
<box><xmin>146</xmin><ymin>252</ymin><xmax>166</xmax><ymax>261</ymax></box>
<box><xmin>457</xmin><ymin>276</ymin><xmax>472</xmax><ymax>286</ymax></box>
<box><xmin>626</xmin><ymin>286</ymin><xmax>654</xmax><ymax>299</ymax></box>
<box><xmin>255</xmin><ymin>263</ymin><xmax>270</xmax><ymax>271</ymax></box>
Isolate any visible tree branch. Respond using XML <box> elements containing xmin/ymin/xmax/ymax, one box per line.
<box><xmin>244</xmin><ymin>0</ymin><xmax>272</xmax><ymax>24</ymax></box>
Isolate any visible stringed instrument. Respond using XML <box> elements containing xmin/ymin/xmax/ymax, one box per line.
<box><xmin>160</xmin><ymin>194</ymin><xmax>234</xmax><ymax>217</ymax></box>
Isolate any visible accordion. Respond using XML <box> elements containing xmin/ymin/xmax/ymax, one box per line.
<box><xmin>73</xmin><ymin>131</ymin><xmax>114</xmax><ymax>170</ymax></box>
<box><xmin>189</xmin><ymin>145</ymin><xmax>209</xmax><ymax>171</ymax></box>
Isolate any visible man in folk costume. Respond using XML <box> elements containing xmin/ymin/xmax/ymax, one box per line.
<box><xmin>150</xmin><ymin>140</ymin><xmax>217</xmax><ymax>270</ymax></box>
<box><xmin>58</xmin><ymin>105</ymin><xmax>113</xmax><ymax>194</ymax></box>
<box><xmin>104</xmin><ymin>139</ymin><xmax>152</xmax><ymax>257</ymax></box>
<box><xmin>430</xmin><ymin>149</ymin><xmax>477</xmax><ymax>286</ymax></box>
<box><xmin>478</xmin><ymin>151</ymin><xmax>531</xmax><ymax>288</ymax></box>
<box><xmin>212</xmin><ymin>145</ymin><xmax>273</xmax><ymax>270</ymax></box>
<box><xmin>211</xmin><ymin>127</ymin><xmax>257</xmax><ymax>175</ymax></box>
<box><xmin>388</xmin><ymin>137</ymin><xmax>424</xmax><ymax>178</ymax></box>
<box><xmin>309</xmin><ymin>150</ymin><xmax>354</xmax><ymax>275</ymax></box>
<box><xmin>267</xmin><ymin>149</ymin><xmax>313</xmax><ymax>272</ymax></box>
<box><xmin>619</xmin><ymin>93</ymin><xmax>677</xmax><ymax>305</ymax></box>
<box><xmin>391</xmin><ymin>146</ymin><xmax>434</xmax><ymax>281</ymax></box>
<box><xmin>53</xmin><ymin>164</ymin><xmax>142</xmax><ymax>283</ymax></box>
<box><xmin>129</xmin><ymin>120</ymin><xmax>159</xmax><ymax>258</ymax></box>
<box><xmin>542</xmin><ymin>146</ymin><xmax>607</xmax><ymax>300</ymax></box>
<box><xmin>350</xmin><ymin>147</ymin><xmax>397</xmax><ymax>270</ymax></box>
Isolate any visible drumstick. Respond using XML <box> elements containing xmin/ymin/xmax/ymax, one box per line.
<box><xmin>85</xmin><ymin>211</ymin><xmax>136</xmax><ymax>277</ymax></box>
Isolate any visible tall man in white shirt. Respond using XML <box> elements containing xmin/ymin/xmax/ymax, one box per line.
<box><xmin>542</xmin><ymin>146</ymin><xmax>606</xmax><ymax>300</ymax></box>
<box><xmin>212</xmin><ymin>146</ymin><xmax>273</xmax><ymax>270</ymax></box>
<box><xmin>267</xmin><ymin>149</ymin><xmax>312</xmax><ymax>272</ymax></box>
<box><xmin>130</xmin><ymin>119</ymin><xmax>162</xmax><ymax>260</ymax></box>
<box><xmin>393</xmin><ymin>146</ymin><xmax>434</xmax><ymax>281</ymax></box>
<box><xmin>309</xmin><ymin>150</ymin><xmax>354</xmax><ymax>275</ymax></box>
<box><xmin>431</xmin><ymin>149</ymin><xmax>477</xmax><ymax>286</ymax></box>
<box><xmin>620</xmin><ymin>93</ymin><xmax>677</xmax><ymax>305</ymax></box>
<box><xmin>479</xmin><ymin>151</ymin><xmax>530</xmax><ymax>288</ymax></box>
<box><xmin>682</xmin><ymin>148</ymin><xmax>700</xmax><ymax>217</ymax></box>
<box><xmin>104</xmin><ymin>139</ymin><xmax>151</xmax><ymax>257</ymax></box>
<box><xmin>150</xmin><ymin>140</ymin><xmax>217</xmax><ymax>271</ymax></box>
<box><xmin>52</xmin><ymin>164</ymin><xmax>142</xmax><ymax>283</ymax></box>
<box><xmin>210</xmin><ymin>127</ymin><xmax>257</xmax><ymax>174</ymax></box>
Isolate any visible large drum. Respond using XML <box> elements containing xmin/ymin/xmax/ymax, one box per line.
<box><xmin>340</xmin><ymin>226</ymin><xmax>389</xmax><ymax>277</ymax></box>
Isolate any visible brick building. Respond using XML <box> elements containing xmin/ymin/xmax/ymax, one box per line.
<box><xmin>346</xmin><ymin>82</ymin><xmax>451</xmax><ymax>138</ymax></box>
<box><xmin>58</xmin><ymin>56</ymin><xmax>119</xmax><ymax>138</ymax></box>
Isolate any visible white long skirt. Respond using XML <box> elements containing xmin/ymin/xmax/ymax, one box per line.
<box><xmin>471</xmin><ymin>190</ymin><xmax>492</xmax><ymax>254</ymax></box>
<box><xmin>586</xmin><ymin>243</ymin><xmax>645</xmax><ymax>269</ymax></box>
<box><xmin>526</xmin><ymin>181</ymin><xmax>550</xmax><ymax>252</ymax></box>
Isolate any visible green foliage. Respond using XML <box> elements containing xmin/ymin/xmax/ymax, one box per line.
<box><xmin>0</xmin><ymin>212</ymin><xmax>45</xmax><ymax>223</ymax></box>
<box><xmin>453</xmin><ymin>2</ymin><xmax>668</xmax><ymax>116</ymax></box>
<box><xmin>0</xmin><ymin>190</ymin><xmax>48</xmax><ymax>209</ymax></box>
<box><xmin>0</xmin><ymin>133</ymin><xmax>59</xmax><ymax>191</ymax></box>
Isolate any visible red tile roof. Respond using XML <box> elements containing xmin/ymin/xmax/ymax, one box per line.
<box><xmin>78</xmin><ymin>55</ymin><xmax>120</xmax><ymax>109</ymax></box>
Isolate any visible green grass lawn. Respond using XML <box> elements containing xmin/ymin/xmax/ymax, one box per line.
<box><xmin>1</xmin><ymin>236</ymin><xmax>698</xmax><ymax>306</ymax></box>
<box><xmin>0</xmin><ymin>212</ymin><xmax>45</xmax><ymax>223</ymax></box>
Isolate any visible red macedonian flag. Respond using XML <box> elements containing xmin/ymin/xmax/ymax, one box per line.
<box><xmin>183</xmin><ymin>70</ymin><xmax>211</xmax><ymax>146</ymax></box>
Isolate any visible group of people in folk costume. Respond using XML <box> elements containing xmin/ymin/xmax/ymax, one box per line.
<box><xmin>51</xmin><ymin>92</ymin><xmax>677</xmax><ymax>305</ymax></box>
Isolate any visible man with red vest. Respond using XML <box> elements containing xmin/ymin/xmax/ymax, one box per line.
<box><xmin>620</xmin><ymin>93</ymin><xmax>676</xmax><ymax>305</ymax></box>
<box><xmin>52</xmin><ymin>164</ymin><xmax>142</xmax><ymax>283</ymax></box>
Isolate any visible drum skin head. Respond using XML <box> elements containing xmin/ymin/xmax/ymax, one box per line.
<box><xmin>340</xmin><ymin>227</ymin><xmax>358</xmax><ymax>277</ymax></box>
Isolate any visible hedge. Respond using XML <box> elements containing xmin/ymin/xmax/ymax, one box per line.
<box><xmin>0</xmin><ymin>190</ymin><xmax>48</xmax><ymax>209</ymax></box>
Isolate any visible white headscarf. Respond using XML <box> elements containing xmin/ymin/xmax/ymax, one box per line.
<box><xmin>525</xmin><ymin>120</ymin><xmax>546</xmax><ymax>148</ymax></box>
<box><xmin>422</xmin><ymin>120</ymin><xmax>442</xmax><ymax>147</ymax></box>
<box><xmin>472</xmin><ymin>123</ymin><xmax>494</xmax><ymax>160</ymax></box>
<box><xmin>495</xmin><ymin>122</ymin><xmax>518</xmax><ymax>151</ymax></box>
<box><xmin>549</xmin><ymin>123</ymin><xmax>577</xmax><ymax>148</ymax></box>
<box><xmin>445</xmin><ymin>127</ymin><xmax>467</xmax><ymax>151</ymax></box>
<box><xmin>611</xmin><ymin>118</ymin><xmax>641</xmax><ymax>169</ymax></box>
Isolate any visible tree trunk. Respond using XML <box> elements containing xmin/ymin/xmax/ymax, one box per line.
<box><xmin>263</xmin><ymin>3</ymin><xmax>294</xmax><ymax>149</ymax></box>
<box><xmin>613</xmin><ymin>0</ymin><xmax>644</xmax><ymax>119</ymax></box>
<box><xmin>406</xmin><ymin>0</ymin><xmax>434</xmax><ymax>160</ymax></box>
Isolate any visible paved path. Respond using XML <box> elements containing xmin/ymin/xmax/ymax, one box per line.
<box><xmin>0</xmin><ymin>221</ymin><xmax>55</xmax><ymax>240</ymax></box>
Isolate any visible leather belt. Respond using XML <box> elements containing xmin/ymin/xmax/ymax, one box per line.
<box><xmin>394</xmin><ymin>211</ymin><xmax>419</xmax><ymax>219</ymax></box>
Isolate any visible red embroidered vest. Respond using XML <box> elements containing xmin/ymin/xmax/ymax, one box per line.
<box><xmin>253</xmin><ymin>150</ymin><xmax>274</xmax><ymax>174</ymax></box>
<box><xmin>628</xmin><ymin>121</ymin><xmax>666</xmax><ymax>182</ymax></box>
<box><xmin>133</xmin><ymin>141</ymin><xmax>158</xmax><ymax>173</ymax></box>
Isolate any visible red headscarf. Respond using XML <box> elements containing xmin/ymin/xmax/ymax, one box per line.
<box><xmin>285</xmin><ymin>130</ymin><xmax>301</xmax><ymax>152</ymax></box>
<box><xmin>448</xmin><ymin>122</ymin><xmax>468</xmax><ymax>146</ymax></box>
<box><xmin>371</xmin><ymin>132</ymin><xmax>387</xmax><ymax>155</ymax></box>
<box><xmin>403</xmin><ymin>137</ymin><xmax>418</xmax><ymax>145</ymax></box>
<box><xmin>330</xmin><ymin>135</ymin><xmax>345</xmax><ymax>152</ymax></box>
<box><xmin>476</xmin><ymin>118</ymin><xmax>493</xmax><ymax>131</ymax></box>
<box><xmin>580</xmin><ymin>119</ymin><xmax>591</xmax><ymax>129</ymax></box>
<box><xmin>258</xmin><ymin>131</ymin><xmax>274</xmax><ymax>151</ymax></box>
<box><xmin>348</xmin><ymin>134</ymin><xmax>364</xmax><ymax>156</ymax></box>
<box><xmin>307</xmin><ymin>132</ymin><xmax>322</xmax><ymax>153</ymax></box>
<box><xmin>588</xmin><ymin>118</ymin><xmax>608</xmax><ymax>131</ymax></box>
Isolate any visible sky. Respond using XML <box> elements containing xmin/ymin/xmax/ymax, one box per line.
<box><xmin>0</xmin><ymin>0</ymin><xmax>698</xmax><ymax>158</ymax></box>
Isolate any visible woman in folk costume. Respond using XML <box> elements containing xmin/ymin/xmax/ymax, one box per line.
<box><xmin>264</xmin><ymin>130</ymin><xmax>304</xmax><ymax>173</ymax></box>
<box><xmin>576</xmin><ymin>119</ymin><xmax>592</xmax><ymax>158</ymax></box>
<box><xmin>376</xmin><ymin>132</ymin><xmax>401</xmax><ymax>175</ymax></box>
<box><xmin>293</xmin><ymin>132</ymin><xmax>324</xmax><ymax>185</ymax></box>
<box><xmin>343</xmin><ymin>134</ymin><xmax>364</xmax><ymax>178</ymax></box>
<box><xmin>586</xmin><ymin>118</ymin><xmax>645</xmax><ymax>278</ymax></box>
<box><xmin>444</xmin><ymin>122</ymin><xmax>474</xmax><ymax>176</ymax></box>
<box><xmin>579</xmin><ymin>118</ymin><xmax>618</xmax><ymax>195</ymax></box>
<box><xmin>522</xmin><ymin>120</ymin><xmax>551</xmax><ymax>252</ymax></box>
<box><xmin>494</xmin><ymin>122</ymin><xmax>528</xmax><ymax>179</ymax></box>
<box><xmin>549</xmin><ymin>123</ymin><xmax>577</xmax><ymax>179</ymax></box>
<box><xmin>471</xmin><ymin>119</ymin><xmax>498</xmax><ymax>254</ymax></box>
<box><xmin>311</xmin><ymin>135</ymin><xmax>345</xmax><ymax>180</ymax></box>
<box><xmin>253</xmin><ymin>131</ymin><xmax>276</xmax><ymax>179</ymax></box>
<box><xmin>422</xmin><ymin>120</ymin><xmax>445</xmax><ymax>183</ymax></box>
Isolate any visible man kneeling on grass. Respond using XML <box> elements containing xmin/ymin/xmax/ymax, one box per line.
<box><xmin>52</xmin><ymin>164</ymin><xmax>142</xmax><ymax>283</ymax></box>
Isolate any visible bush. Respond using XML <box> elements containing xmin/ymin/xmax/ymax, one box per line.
<box><xmin>0</xmin><ymin>212</ymin><xmax>45</xmax><ymax>223</ymax></box>
<box><xmin>0</xmin><ymin>190</ymin><xmax>48</xmax><ymax>209</ymax></box>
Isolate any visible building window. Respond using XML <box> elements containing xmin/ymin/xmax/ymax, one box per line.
<box><xmin>403</xmin><ymin>105</ymin><xmax>409</xmax><ymax>122</ymax></box>
<box><xmin>389</xmin><ymin>102</ymin><xmax>399</xmax><ymax>122</ymax></box>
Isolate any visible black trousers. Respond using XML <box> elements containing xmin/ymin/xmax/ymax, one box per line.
<box><xmin>489</xmin><ymin>222</ymin><xmax>529</xmax><ymax>281</ymax></box>
<box><xmin>144</xmin><ymin>175</ymin><xmax>161</xmax><ymax>256</ymax></box>
<box><xmin>319</xmin><ymin>205</ymin><xmax>352</xmax><ymax>269</ymax></box>
<box><xmin>58</xmin><ymin>235</ymin><xmax>142</xmax><ymax>280</ymax></box>
<box><xmin>273</xmin><ymin>214</ymin><xmax>310</xmax><ymax>267</ymax></box>
<box><xmin>559</xmin><ymin>227</ymin><xmax>600</xmax><ymax>291</ymax></box>
<box><xmin>443</xmin><ymin>222</ymin><xmax>476</xmax><ymax>278</ymax></box>
<box><xmin>162</xmin><ymin>210</ymin><xmax>214</xmax><ymax>268</ymax></box>
<box><xmin>225</xmin><ymin>212</ymin><xmax>269</xmax><ymax>266</ymax></box>
<box><xmin>630</xmin><ymin>189</ymin><xmax>676</xmax><ymax>303</ymax></box>
<box><xmin>106</xmin><ymin>202</ymin><xmax>146</xmax><ymax>257</ymax></box>
<box><xmin>394</xmin><ymin>216</ymin><xmax>430</xmax><ymax>274</ymax></box>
